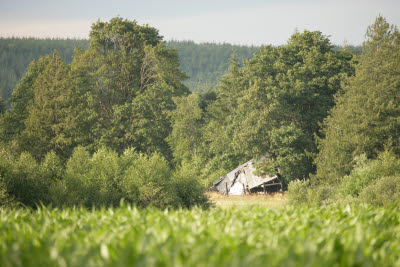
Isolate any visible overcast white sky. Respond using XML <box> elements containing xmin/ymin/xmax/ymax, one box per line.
<box><xmin>0</xmin><ymin>0</ymin><xmax>399</xmax><ymax>46</ymax></box>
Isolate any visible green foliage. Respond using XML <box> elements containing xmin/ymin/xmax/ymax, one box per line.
<box><xmin>0</xmin><ymin>38</ymin><xmax>88</xmax><ymax>101</ymax></box>
<box><xmin>0</xmin><ymin>145</ymin><xmax>211</xmax><ymax>209</ymax></box>
<box><xmin>167</xmin><ymin>93</ymin><xmax>204</xmax><ymax>164</ymax></box>
<box><xmin>52</xmin><ymin>147</ymin><xmax>122</xmax><ymax>207</ymax></box>
<box><xmin>291</xmin><ymin>150</ymin><xmax>400</xmax><ymax>206</ymax></box>
<box><xmin>360</xmin><ymin>175</ymin><xmax>400</xmax><ymax>206</ymax></box>
<box><xmin>268</xmin><ymin>124</ymin><xmax>314</xmax><ymax>181</ymax></box>
<box><xmin>20</xmin><ymin>51</ymin><xmax>75</xmax><ymax>160</ymax></box>
<box><xmin>203</xmin><ymin>31</ymin><xmax>354</xmax><ymax>181</ymax></box>
<box><xmin>0</xmin><ymin>38</ymin><xmax>262</xmax><ymax>103</ymax></box>
<box><xmin>0</xmin><ymin>99</ymin><xmax>5</xmax><ymax>115</ymax></box>
<box><xmin>119</xmin><ymin>152</ymin><xmax>172</xmax><ymax>208</ymax></box>
<box><xmin>315</xmin><ymin>16</ymin><xmax>400</xmax><ymax>183</ymax></box>
<box><xmin>0</xmin><ymin>149</ymin><xmax>63</xmax><ymax>207</ymax></box>
<box><xmin>168</xmin><ymin>40</ymin><xmax>259</xmax><ymax>90</ymax></box>
<box><xmin>1</xmin><ymin>205</ymin><xmax>400</xmax><ymax>266</ymax></box>
<box><xmin>170</xmin><ymin>162</ymin><xmax>211</xmax><ymax>208</ymax></box>
<box><xmin>0</xmin><ymin>18</ymin><xmax>189</xmax><ymax>161</ymax></box>
<box><xmin>288</xmin><ymin>180</ymin><xmax>310</xmax><ymax>204</ymax></box>
<box><xmin>0</xmin><ymin>175</ymin><xmax>18</xmax><ymax>207</ymax></box>
<box><xmin>338</xmin><ymin>151</ymin><xmax>400</xmax><ymax>197</ymax></box>
<box><xmin>76</xmin><ymin>18</ymin><xmax>187</xmax><ymax>158</ymax></box>
<box><xmin>0</xmin><ymin>55</ymin><xmax>51</xmax><ymax>146</ymax></box>
<box><xmin>288</xmin><ymin>180</ymin><xmax>336</xmax><ymax>206</ymax></box>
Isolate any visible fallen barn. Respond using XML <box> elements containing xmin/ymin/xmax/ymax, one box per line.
<box><xmin>212</xmin><ymin>160</ymin><xmax>282</xmax><ymax>195</ymax></box>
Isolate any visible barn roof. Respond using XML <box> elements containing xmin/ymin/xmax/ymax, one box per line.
<box><xmin>213</xmin><ymin>160</ymin><xmax>278</xmax><ymax>195</ymax></box>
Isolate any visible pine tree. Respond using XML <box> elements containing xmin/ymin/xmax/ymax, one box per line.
<box><xmin>0</xmin><ymin>56</ymin><xmax>51</xmax><ymax>148</ymax></box>
<box><xmin>21</xmin><ymin>51</ymin><xmax>75</xmax><ymax>159</ymax></box>
<box><xmin>315</xmin><ymin>16</ymin><xmax>400</xmax><ymax>184</ymax></box>
<box><xmin>167</xmin><ymin>93</ymin><xmax>204</xmax><ymax>164</ymax></box>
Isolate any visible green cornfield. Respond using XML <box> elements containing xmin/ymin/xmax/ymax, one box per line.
<box><xmin>1</xmin><ymin>205</ymin><xmax>400</xmax><ymax>267</ymax></box>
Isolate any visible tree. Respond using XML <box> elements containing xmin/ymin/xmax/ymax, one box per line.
<box><xmin>167</xmin><ymin>93</ymin><xmax>204</xmax><ymax>164</ymax></box>
<box><xmin>73</xmin><ymin>17</ymin><xmax>188</xmax><ymax>157</ymax></box>
<box><xmin>203</xmin><ymin>31</ymin><xmax>354</xmax><ymax>182</ymax></box>
<box><xmin>202</xmin><ymin>55</ymin><xmax>249</xmax><ymax>171</ymax></box>
<box><xmin>315</xmin><ymin>16</ymin><xmax>400</xmax><ymax>184</ymax></box>
<box><xmin>21</xmin><ymin>51</ymin><xmax>75</xmax><ymax>159</ymax></box>
<box><xmin>1</xmin><ymin>18</ymin><xmax>189</xmax><ymax>160</ymax></box>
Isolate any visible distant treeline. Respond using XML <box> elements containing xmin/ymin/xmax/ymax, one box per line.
<box><xmin>0</xmin><ymin>38</ymin><xmax>89</xmax><ymax>101</ymax></box>
<box><xmin>0</xmin><ymin>37</ymin><xmax>361</xmax><ymax>102</ymax></box>
<box><xmin>167</xmin><ymin>40</ymin><xmax>259</xmax><ymax>90</ymax></box>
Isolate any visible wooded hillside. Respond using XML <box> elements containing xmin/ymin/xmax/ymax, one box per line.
<box><xmin>0</xmin><ymin>38</ymin><xmax>360</xmax><ymax>102</ymax></box>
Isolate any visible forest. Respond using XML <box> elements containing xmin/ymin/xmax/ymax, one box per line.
<box><xmin>1</xmin><ymin>15</ymin><xmax>400</xmax><ymax>267</ymax></box>
<box><xmin>0</xmin><ymin>38</ymin><xmax>259</xmax><ymax>102</ymax></box>
<box><xmin>0</xmin><ymin>37</ymin><xmax>360</xmax><ymax>104</ymax></box>
<box><xmin>0</xmin><ymin>16</ymin><xmax>399</xmax><ymax>209</ymax></box>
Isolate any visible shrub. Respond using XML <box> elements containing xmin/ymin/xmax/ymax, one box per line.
<box><xmin>55</xmin><ymin>146</ymin><xmax>123</xmax><ymax>208</ymax></box>
<box><xmin>288</xmin><ymin>180</ymin><xmax>309</xmax><ymax>205</ymax></box>
<box><xmin>119</xmin><ymin>152</ymin><xmax>172</xmax><ymax>208</ymax></box>
<box><xmin>51</xmin><ymin>146</ymin><xmax>91</xmax><ymax>207</ymax></box>
<box><xmin>338</xmin><ymin>151</ymin><xmax>400</xmax><ymax>198</ymax></box>
<box><xmin>1</xmin><ymin>152</ymin><xmax>52</xmax><ymax>206</ymax></box>
<box><xmin>88</xmin><ymin>148</ymin><xmax>122</xmax><ymax>206</ymax></box>
<box><xmin>288</xmin><ymin>180</ymin><xmax>337</xmax><ymax>206</ymax></box>
<box><xmin>0</xmin><ymin>175</ymin><xmax>19</xmax><ymax>207</ymax></box>
<box><xmin>40</xmin><ymin>151</ymin><xmax>64</xmax><ymax>182</ymax></box>
<box><xmin>170</xmin><ymin>162</ymin><xmax>211</xmax><ymax>209</ymax></box>
<box><xmin>1</xmin><ymin>146</ymin><xmax>214</xmax><ymax>209</ymax></box>
<box><xmin>359</xmin><ymin>175</ymin><xmax>400</xmax><ymax>206</ymax></box>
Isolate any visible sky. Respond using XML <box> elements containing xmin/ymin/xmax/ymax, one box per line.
<box><xmin>0</xmin><ymin>0</ymin><xmax>399</xmax><ymax>46</ymax></box>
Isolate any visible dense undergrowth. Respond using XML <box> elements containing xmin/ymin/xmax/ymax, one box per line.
<box><xmin>0</xmin><ymin>147</ymin><xmax>210</xmax><ymax>209</ymax></box>
<box><xmin>288</xmin><ymin>151</ymin><xmax>400</xmax><ymax>206</ymax></box>
<box><xmin>1</xmin><ymin>204</ymin><xmax>399</xmax><ymax>267</ymax></box>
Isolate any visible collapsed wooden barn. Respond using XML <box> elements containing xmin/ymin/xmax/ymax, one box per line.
<box><xmin>212</xmin><ymin>160</ymin><xmax>282</xmax><ymax>195</ymax></box>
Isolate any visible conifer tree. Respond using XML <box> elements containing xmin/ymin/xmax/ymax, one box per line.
<box><xmin>0</xmin><ymin>56</ymin><xmax>51</xmax><ymax>149</ymax></box>
<box><xmin>167</xmin><ymin>93</ymin><xmax>204</xmax><ymax>164</ymax></box>
<box><xmin>21</xmin><ymin>51</ymin><xmax>75</xmax><ymax>159</ymax></box>
<box><xmin>315</xmin><ymin>16</ymin><xmax>400</xmax><ymax>183</ymax></box>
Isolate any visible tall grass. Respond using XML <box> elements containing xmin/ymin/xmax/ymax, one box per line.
<box><xmin>1</xmin><ymin>204</ymin><xmax>400</xmax><ymax>266</ymax></box>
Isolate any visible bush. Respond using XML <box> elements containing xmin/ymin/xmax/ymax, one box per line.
<box><xmin>0</xmin><ymin>151</ymin><xmax>53</xmax><ymax>206</ymax></box>
<box><xmin>338</xmin><ymin>151</ymin><xmax>400</xmax><ymax>198</ymax></box>
<box><xmin>0</xmin><ymin>175</ymin><xmax>19</xmax><ymax>207</ymax></box>
<box><xmin>40</xmin><ymin>151</ymin><xmax>64</xmax><ymax>182</ymax></box>
<box><xmin>1</xmin><ymin>146</ymin><xmax>213</xmax><ymax>209</ymax></box>
<box><xmin>288</xmin><ymin>180</ymin><xmax>336</xmax><ymax>206</ymax></box>
<box><xmin>119</xmin><ymin>152</ymin><xmax>172</xmax><ymax>208</ymax></box>
<box><xmin>87</xmin><ymin>148</ymin><xmax>122</xmax><ymax>206</ymax></box>
<box><xmin>306</xmin><ymin>184</ymin><xmax>337</xmax><ymax>206</ymax></box>
<box><xmin>359</xmin><ymin>175</ymin><xmax>400</xmax><ymax>206</ymax></box>
<box><xmin>53</xmin><ymin>146</ymin><xmax>123</xmax><ymax>208</ymax></box>
<box><xmin>50</xmin><ymin>146</ymin><xmax>91</xmax><ymax>207</ymax></box>
<box><xmin>288</xmin><ymin>180</ymin><xmax>310</xmax><ymax>205</ymax></box>
<box><xmin>170</xmin><ymin>162</ymin><xmax>211</xmax><ymax>209</ymax></box>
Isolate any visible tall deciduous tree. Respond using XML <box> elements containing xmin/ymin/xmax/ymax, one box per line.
<box><xmin>315</xmin><ymin>16</ymin><xmax>400</xmax><ymax>184</ymax></box>
<box><xmin>1</xmin><ymin>18</ymin><xmax>188</xmax><ymax>160</ymax></box>
<box><xmin>67</xmin><ymin>18</ymin><xmax>188</xmax><ymax>158</ymax></box>
<box><xmin>203</xmin><ymin>31</ymin><xmax>354</xmax><ymax>181</ymax></box>
<box><xmin>77</xmin><ymin>18</ymin><xmax>188</xmax><ymax>156</ymax></box>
